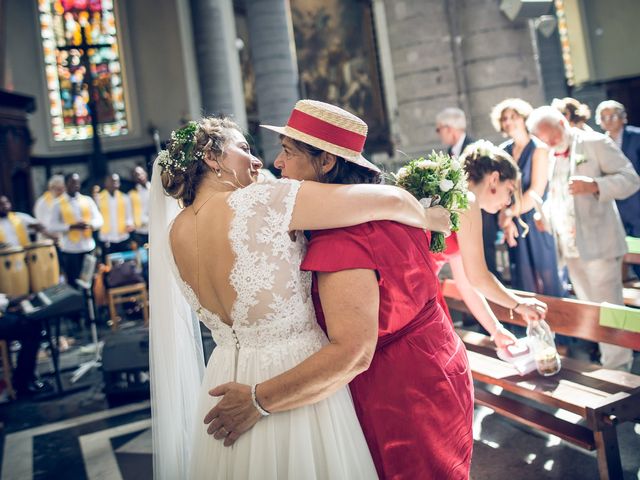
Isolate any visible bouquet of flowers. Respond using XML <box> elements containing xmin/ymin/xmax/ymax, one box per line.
<box><xmin>392</xmin><ymin>151</ymin><xmax>470</xmax><ymax>253</ymax></box>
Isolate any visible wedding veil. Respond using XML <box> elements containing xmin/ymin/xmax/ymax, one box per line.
<box><xmin>149</xmin><ymin>157</ymin><xmax>205</xmax><ymax>478</ymax></box>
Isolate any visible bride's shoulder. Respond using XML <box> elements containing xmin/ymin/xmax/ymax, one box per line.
<box><xmin>230</xmin><ymin>178</ymin><xmax>302</xmax><ymax>205</ymax></box>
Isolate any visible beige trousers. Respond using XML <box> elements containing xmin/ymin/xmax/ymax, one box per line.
<box><xmin>565</xmin><ymin>256</ymin><xmax>634</xmax><ymax>371</ymax></box>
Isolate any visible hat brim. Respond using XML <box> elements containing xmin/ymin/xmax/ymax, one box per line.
<box><xmin>260</xmin><ymin>124</ymin><xmax>381</xmax><ymax>173</ymax></box>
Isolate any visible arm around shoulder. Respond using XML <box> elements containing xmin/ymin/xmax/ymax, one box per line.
<box><xmin>289</xmin><ymin>181</ymin><xmax>427</xmax><ymax>231</ymax></box>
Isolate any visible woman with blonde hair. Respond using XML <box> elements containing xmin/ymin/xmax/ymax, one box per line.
<box><xmin>490</xmin><ymin>98</ymin><xmax>565</xmax><ymax>297</ymax></box>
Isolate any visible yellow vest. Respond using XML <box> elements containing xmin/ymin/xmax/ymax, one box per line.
<box><xmin>129</xmin><ymin>188</ymin><xmax>143</xmax><ymax>228</ymax></box>
<box><xmin>59</xmin><ymin>195</ymin><xmax>93</xmax><ymax>243</ymax></box>
<box><xmin>43</xmin><ymin>191</ymin><xmax>54</xmax><ymax>207</ymax></box>
<box><xmin>0</xmin><ymin>212</ymin><xmax>29</xmax><ymax>247</ymax></box>
<box><xmin>98</xmin><ymin>190</ymin><xmax>127</xmax><ymax>235</ymax></box>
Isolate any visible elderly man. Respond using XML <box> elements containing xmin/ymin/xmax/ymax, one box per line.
<box><xmin>33</xmin><ymin>174</ymin><xmax>65</xmax><ymax>238</ymax></box>
<box><xmin>435</xmin><ymin>107</ymin><xmax>474</xmax><ymax>157</ymax></box>
<box><xmin>596</xmin><ymin>101</ymin><xmax>640</xmax><ymax>260</ymax></box>
<box><xmin>527</xmin><ymin>106</ymin><xmax>640</xmax><ymax>371</ymax></box>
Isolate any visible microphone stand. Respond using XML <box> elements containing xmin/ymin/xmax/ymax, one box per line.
<box><xmin>70</xmin><ymin>256</ymin><xmax>102</xmax><ymax>383</ymax></box>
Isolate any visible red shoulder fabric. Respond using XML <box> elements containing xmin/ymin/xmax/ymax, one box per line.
<box><xmin>300</xmin><ymin>223</ymin><xmax>377</xmax><ymax>272</ymax></box>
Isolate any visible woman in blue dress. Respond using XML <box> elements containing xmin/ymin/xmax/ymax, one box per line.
<box><xmin>490</xmin><ymin>98</ymin><xmax>565</xmax><ymax>297</ymax></box>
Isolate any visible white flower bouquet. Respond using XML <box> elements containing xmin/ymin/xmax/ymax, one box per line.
<box><xmin>392</xmin><ymin>151</ymin><xmax>470</xmax><ymax>252</ymax></box>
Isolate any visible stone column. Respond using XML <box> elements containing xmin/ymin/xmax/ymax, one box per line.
<box><xmin>189</xmin><ymin>0</ymin><xmax>247</xmax><ymax>128</ymax></box>
<box><xmin>245</xmin><ymin>0</ymin><xmax>300</xmax><ymax>165</ymax></box>
<box><xmin>458</xmin><ymin>0</ymin><xmax>545</xmax><ymax>141</ymax></box>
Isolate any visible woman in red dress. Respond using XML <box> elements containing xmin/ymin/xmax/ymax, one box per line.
<box><xmin>266</xmin><ymin>101</ymin><xmax>472</xmax><ymax>479</ymax></box>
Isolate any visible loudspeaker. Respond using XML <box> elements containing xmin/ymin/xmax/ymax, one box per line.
<box><xmin>102</xmin><ymin>326</ymin><xmax>150</xmax><ymax>405</ymax></box>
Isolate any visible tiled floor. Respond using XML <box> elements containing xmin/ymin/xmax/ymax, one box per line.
<box><xmin>1</xmin><ymin>332</ymin><xmax>638</xmax><ymax>479</ymax></box>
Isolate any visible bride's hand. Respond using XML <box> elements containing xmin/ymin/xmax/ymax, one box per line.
<box><xmin>204</xmin><ymin>382</ymin><xmax>262</xmax><ymax>447</ymax></box>
<box><xmin>424</xmin><ymin>205</ymin><xmax>451</xmax><ymax>236</ymax></box>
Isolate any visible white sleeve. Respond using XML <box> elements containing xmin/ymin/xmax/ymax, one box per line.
<box><xmin>48</xmin><ymin>202</ymin><xmax>70</xmax><ymax>233</ymax></box>
<box><xmin>17</xmin><ymin>212</ymin><xmax>38</xmax><ymax>226</ymax></box>
<box><xmin>89</xmin><ymin>197</ymin><xmax>104</xmax><ymax>230</ymax></box>
<box><xmin>33</xmin><ymin>197</ymin><xmax>48</xmax><ymax>224</ymax></box>
<box><xmin>124</xmin><ymin>194</ymin><xmax>134</xmax><ymax>227</ymax></box>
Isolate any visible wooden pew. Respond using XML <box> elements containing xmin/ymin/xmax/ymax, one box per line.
<box><xmin>441</xmin><ymin>279</ymin><xmax>640</xmax><ymax>480</ymax></box>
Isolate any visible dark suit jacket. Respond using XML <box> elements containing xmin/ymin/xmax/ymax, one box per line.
<box><xmin>447</xmin><ymin>134</ymin><xmax>475</xmax><ymax>158</ymax></box>
<box><xmin>618</xmin><ymin>125</ymin><xmax>640</xmax><ymax>235</ymax></box>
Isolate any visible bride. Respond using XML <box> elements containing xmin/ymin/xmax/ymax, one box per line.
<box><xmin>149</xmin><ymin>117</ymin><xmax>450</xmax><ymax>479</ymax></box>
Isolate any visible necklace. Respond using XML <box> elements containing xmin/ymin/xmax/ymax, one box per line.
<box><xmin>192</xmin><ymin>192</ymin><xmax>222</xmax><ymax>215</ymax></box>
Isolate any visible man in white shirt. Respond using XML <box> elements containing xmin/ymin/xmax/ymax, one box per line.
<box><xmin>33</xmin><ymin>175</ymin><xmax>65</xmax><ymax>240</ymax></box>
<box><xmin>129</xmin><ymin>166</ymin><xmax>150</xmax><ymax>246</ymax></box>
<box><xmin>96</xmin><ymin>173</ymin><xmax>134</xmax><ymax>258</ymax></box>
<box><xmin>49</xmin><ymin>173</ymin><xmax>103</xmax><ymax>287</ymax></box>
<box><xmin>0</xmin><ymin>195</ymin><xmax>42</xmax><ymax>248</ymax></box>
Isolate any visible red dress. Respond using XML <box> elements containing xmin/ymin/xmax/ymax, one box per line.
<box><xmin>301</xmin><ymin>222</ymin><xmax>474</xmax><ymax>480</ymax></box>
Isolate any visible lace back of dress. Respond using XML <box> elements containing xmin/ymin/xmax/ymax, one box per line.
<box><xmin>227</xmin><ymin>180</ymin><xmax>315</xmax><ymax>336</ymax></box>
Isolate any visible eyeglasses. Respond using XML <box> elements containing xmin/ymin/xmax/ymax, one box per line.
<box><xmin>600</xmin><ymin>114</ymin><xmax>621</xmax><ymax>122</ymax></box>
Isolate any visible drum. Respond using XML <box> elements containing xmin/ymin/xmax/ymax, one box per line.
<box><xmin>25</xmin><ymin>240</ymin><xmax>60</xmax><ymax>293</ymax></box>
<box><xmin>0</xmin><ymin>247</ymin><xmax>29</xmax><ymax>296</ymax></box>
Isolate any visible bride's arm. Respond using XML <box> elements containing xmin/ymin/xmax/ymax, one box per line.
<box><xmin>289</xmin><ymin>181</ymin><xmax>451</xmax><ymax>234</ymax></box>
<box><xmin>203</xmin><ymin>269</ymin><xmax>379</xmax><ymax>446</ymax></box>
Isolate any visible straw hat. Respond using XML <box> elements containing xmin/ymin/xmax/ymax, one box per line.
<box><xmin>260</xmin><ymin>100</ymin><xmax>380</xmax><ymax>173</ymax></box>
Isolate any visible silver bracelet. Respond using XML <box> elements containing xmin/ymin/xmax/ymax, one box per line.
<box><xmin>251</xmin><ymin>384</ymin><xmax>270</xmax><ymax>417</ymax></box>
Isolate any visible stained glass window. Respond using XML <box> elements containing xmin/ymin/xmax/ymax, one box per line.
<box><xmin>38</xmin><ymin>0</ymin><xmax>128</xmax><ymax>141</ymax></box>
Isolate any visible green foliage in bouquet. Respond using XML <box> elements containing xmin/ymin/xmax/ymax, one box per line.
<box><xmin>392</xmin><ymin>151</ymin><xmax>470</xmax><ymax>252</ymax></box>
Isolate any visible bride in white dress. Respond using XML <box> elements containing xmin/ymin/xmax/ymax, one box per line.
<box><xmin>149</xmin><ymin>117</ymin><xmax>447</xmax><ymax>479</ymax></box>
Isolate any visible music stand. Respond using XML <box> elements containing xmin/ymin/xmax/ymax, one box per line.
<box><xmin>70</xmin><ymin>254</ymin><xmax>102</xmax><ymax>384</ymax></box>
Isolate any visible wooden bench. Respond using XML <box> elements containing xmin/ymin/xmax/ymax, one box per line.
<box><xmin>441</xmin><ymin>279</ymin><xmax>640</xmax><ymax>480</ymax></box>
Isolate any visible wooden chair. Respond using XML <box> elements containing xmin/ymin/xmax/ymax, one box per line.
<box><xmin>442</xmin><ymin>279</ymin><xmax>640</xmax><ymax>480</ymax></box>
<box><xmin>0</xmin><ymin>340</ymin><xmax>16</xmax><ymax>400</ymax></box>
<box><xmin>106</xmin><ymin>283</ymin><xmax>149</xmax><ymax>330</ymax></box>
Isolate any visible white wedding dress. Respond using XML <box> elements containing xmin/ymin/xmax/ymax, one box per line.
<box><xmin>168</xmin><ymin>180</ymin><xmax>377</xmax><ymax>479</ymax></box>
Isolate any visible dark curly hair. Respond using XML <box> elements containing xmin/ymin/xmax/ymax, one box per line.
<box><xmin>288</xmin><ymin>137</ymin><xmax>381</xmax><ymax>185</ymax></box>
<box><xmin>161</xmin><ymin>117</ymin><xmax>241</xmax><ymax>206</ymax></box>
<box><xmin>461</xmin><ymin>141</ymin><xmax>520</xmax><ymax>184</ymax></box>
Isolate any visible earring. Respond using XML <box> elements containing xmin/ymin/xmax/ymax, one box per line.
<box><xmin>215</xmin><ymin>170</ymin><xmax>222</xmax><ymax>178</ymax></box>
<box><xmin>490</xmin><ymin>187</ymin><xmax>496</xmax><ymax>194</ymax></box>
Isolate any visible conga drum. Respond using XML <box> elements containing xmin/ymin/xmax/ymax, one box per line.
<box><xmin>25</xmin><ymin>240</ymin><xmax>60</xmax><ymax>292</ymax></box>
<box><xmin>0</xmin><ymin>247</ymin><xmax>30</xmax><ymax>296</ymax></box>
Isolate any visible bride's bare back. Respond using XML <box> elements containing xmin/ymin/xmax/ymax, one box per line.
<box><xmin>170</xmin><ymin>193</ymin><xmax>237</xmax><ymax>326</ymax></box>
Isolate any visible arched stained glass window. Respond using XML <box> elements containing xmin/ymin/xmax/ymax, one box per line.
<box><xmin>38</xmin><ymin>0</ymin><xmax>128</xmax><ymax>141</ymax></box>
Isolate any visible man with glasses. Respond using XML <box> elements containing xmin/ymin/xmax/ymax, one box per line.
<box><xmin>435</xmin><ymin>107</ymin><xmax>474</xmax><ymax>158</ymax></box>
<box><xmin>596</xmin><ymin>101</ymin><xmax>640</xmax><ymax>274</ymax></box>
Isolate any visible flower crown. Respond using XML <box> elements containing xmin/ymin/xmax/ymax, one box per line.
<box><xmin>158</xmin><ymin>121</ymin><xmax>205</xmax><ymax>175</ymax></box>
<box><xmin>461</xmin><ymin>139</ymin><xmax>498</xmax><ymax>161</ymax></box>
